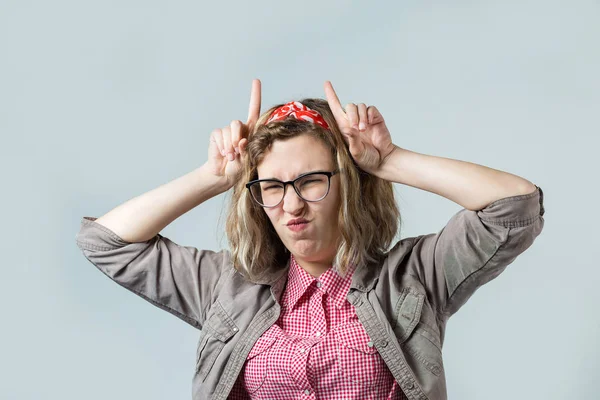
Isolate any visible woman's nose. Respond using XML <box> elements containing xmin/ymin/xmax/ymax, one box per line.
<box><xmin>282</xmin><ymin>185</ymin><xmax>305</xmax><ymax>213</ymax></box>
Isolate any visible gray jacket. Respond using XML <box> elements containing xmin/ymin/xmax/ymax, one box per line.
<box><xmin>75</xmin><ymin>186</ymin><xmax>545</xmax><ymax>400</ymax></box>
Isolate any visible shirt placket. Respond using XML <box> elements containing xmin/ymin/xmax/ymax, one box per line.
<box><xmin>289</xmin><ymin>283</ymin><xmax>326</xmax><ymax>398</ymax></box>
<box><xmin>310</xmin><ymin>282</ymin><xmax>327</xmax><ymax>336</ymax></box>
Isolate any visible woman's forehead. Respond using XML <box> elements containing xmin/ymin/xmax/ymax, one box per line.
<box><xmin>256</xmin><ymin>135</ymin><xmax>333</xmax><ymax>180</ymax></box>
<box><xmin>257</xmin><ymin>160</ymin><xmax>332</xmax><ymax>180</ymax></box>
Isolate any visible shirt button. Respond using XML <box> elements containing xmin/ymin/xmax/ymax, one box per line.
<box><xmin>315</xmin><ymin>332</ymin><xmax>321</xmax><ymax>337</ymax></box>
<box><xmin>405</xmin><ymin>381</ymin><xmax>415</xmax><ymax>390</ymax></box>
<box><xmin>367</xmin><ymin>341</ymin><xmax>374</xmax><ymax>348</ymax></box>
<box><xmin>379</xmin><ymin>340</ymin><xmax>388</xmax><ymax>347</ymax></box>
<box><xmin>316</xmin><ymin>281</ymin><xmax>322</xmax><ymax>288</ymax></box>
<box><xmin>232</xmin><ymin>327</ymin><xmax>238</xmax><ymax>332</ymax></box>
<box><xmin>304</xmin><ymin>389</ymin><xmax>311</xmax><ymax>395</ymax></box>
<box><xmin>299</xmin><ymin>348</ymin><xmax>305</xmax><ymax>353</ymax></box>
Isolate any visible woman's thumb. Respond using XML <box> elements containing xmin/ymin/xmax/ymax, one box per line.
<box><xmin>238</xmin><ymin>138</ymin><xmax>248</xmax><ymax>158</ymax></box>
<box><xmin>344</xmin><ymin>133</ymin><xmax>363</xmax><ymax>157</ymax></box>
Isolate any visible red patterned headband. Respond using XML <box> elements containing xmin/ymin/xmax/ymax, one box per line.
<box><xmin>266</xmin><ymin>101</ymin><xmax>330</xmax><ymax>130</ymax></box>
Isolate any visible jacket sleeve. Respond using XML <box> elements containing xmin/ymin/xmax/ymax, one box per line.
<box><xmin>74</xmin><ymin>216</ymin><xmax>232</xmax><ymax>330</ymax></box>
<box><xmin>406</xmin><ymin>185</ymin><xmax>545</xmax><ymax>322</ymax></box>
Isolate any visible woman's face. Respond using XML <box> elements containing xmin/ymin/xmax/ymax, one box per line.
<box><xmin>256</xmin><ymin>134</ymin><xmax>341</xmax><ymax>265</ymax></box>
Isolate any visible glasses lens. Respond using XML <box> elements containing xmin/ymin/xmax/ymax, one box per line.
<box><xmin>250</xmin><ymin>181</ymin><xmax>284</xmax><ymax>207</ymax></box>
<box><xmin>296</xmin><ymin>173</ymin><xmax>329</xmax><ymax>201</ymax></box>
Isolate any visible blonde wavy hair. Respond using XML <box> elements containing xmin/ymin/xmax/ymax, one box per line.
<box><xmin>225</xmin><ymin>98</ymin><xmax>401</xmax><ymax>282</ymax></box>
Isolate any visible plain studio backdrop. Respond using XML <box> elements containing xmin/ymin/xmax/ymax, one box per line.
<box><xmin>1</xmin><ymin>0</ymin><xmax>597</xmax><ymax>399</ymax></box>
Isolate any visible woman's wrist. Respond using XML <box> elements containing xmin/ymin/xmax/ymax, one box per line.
<box><xmin>198</xmin><ymin>163</ymin><xmax>233</xmax><ymax>195</ymax></box>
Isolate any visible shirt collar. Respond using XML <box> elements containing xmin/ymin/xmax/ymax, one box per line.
<box><xmin>283</xmin><ymin>254</ymin><xmax>356</xmax><ymax>310</ymax></box>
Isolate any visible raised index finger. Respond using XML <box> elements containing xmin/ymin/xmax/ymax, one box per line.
<box><xmin>324</xmin><ymin>80</ymin><xmax>347</xmax><ymax>122</ymax></box>
<box><xmin>246</xmin><ymin>78</ymin><xmax>262</xmax><ymax>128</ymax></box>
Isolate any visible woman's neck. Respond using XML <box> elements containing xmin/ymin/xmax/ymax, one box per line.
<box><xmin>293</xmin><ymin>256</ymin><xmax>332</xmax><ymax>278</ymax></box>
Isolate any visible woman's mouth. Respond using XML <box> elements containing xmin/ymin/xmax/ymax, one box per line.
<box><xmin>287</xmin><ymin>221</ymin><xmax>310</xmax><ymax>232</ymax></box>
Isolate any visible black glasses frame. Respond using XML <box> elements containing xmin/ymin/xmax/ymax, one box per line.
<box><xmin>245</xmin><ymin>169</ymin><xmax>340</xmax><ymax>208</ymax></box>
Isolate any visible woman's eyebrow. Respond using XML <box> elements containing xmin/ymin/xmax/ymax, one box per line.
<box><xmin>262</xmin><ymin>169</ymin><xmax>326</xmax><ymax>180</ymax></box>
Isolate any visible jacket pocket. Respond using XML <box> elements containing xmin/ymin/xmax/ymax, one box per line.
<box><xmin>333</xmin><ymin>321</ymin><xmax>392</xmax><ymax>388</ymax></box>
<box><xmin>195</xmin><ymin>301</ymin><xmax>239</xmax><ymax>382</ymax></box>
<box><xmin>392</xmin><ymin>287</ymin><xmax>424</xmax><ymax>342</ymax></box>
<box><xmin>395</xmin><ymin>290</ymin><xmax>444</xmax><ymax>377</ymax></box>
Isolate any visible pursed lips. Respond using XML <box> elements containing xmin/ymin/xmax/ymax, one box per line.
<box><xmin>286</xmin><ymin>219</ymin><xmax>309</xmax><ymax>226</ymax></box>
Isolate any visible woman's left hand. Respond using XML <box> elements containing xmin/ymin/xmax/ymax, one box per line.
<box><xmin>324</xmin><ymin>81</ymin><xmax>397</xmax><ymax>176</ymax></box>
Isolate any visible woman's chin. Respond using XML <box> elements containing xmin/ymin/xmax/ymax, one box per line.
<box><xmin>290</xmin><ymin>240</ymin><xmax>336</xmax><ymax>262</ymax></box>
<box><xmin>291</xmin><ymin>241</ymin><xmax>318</xmax><ymax>256</ymax></box>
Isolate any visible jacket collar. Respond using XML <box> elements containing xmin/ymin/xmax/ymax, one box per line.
<box><xmin>349</xmin><ymin>256</ymin><xmax>381</xmax><ymax>292</ymax></box>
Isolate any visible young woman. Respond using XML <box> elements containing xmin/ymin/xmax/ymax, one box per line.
<box><xmin>75</xmin><ymin>79</ymin><xmax>545</xmax><ymax>399</ymax></box>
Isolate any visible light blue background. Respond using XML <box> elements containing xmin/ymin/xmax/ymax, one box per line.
<box><xmin>2</xmin><ymin>0</ymin><xmax>597</xmax><ymax>399</ymax></box>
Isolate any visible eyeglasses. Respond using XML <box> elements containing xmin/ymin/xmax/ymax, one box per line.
<box><xmin>246</xmin><ymin>169</ymin><xmax>339</xmax><ymax>208</ymax></box>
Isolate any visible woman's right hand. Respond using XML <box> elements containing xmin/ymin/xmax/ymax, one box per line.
<box><xmin>206</xmin><ymin>79</ymin><xmax>262</xmax><ymax>187</ymax></box>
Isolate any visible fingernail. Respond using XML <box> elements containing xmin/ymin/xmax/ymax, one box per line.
<box><xmin>234</xmin><ymin>147</ymin><xmax>239</xmax><ymax>154</ymax></box>
<box><xmin>359</xmin><ymin>123</ymin><xmax>366</xmax><ymax>131</ymax></box>
<box><xmin>353</xmin><ymin>124</ymin><xmax>359</xmax><ymax>130</ymax></box>
<box><xmin>227</xmin><ymin>153</ymin><xmax>234</xmax><ymax>161</ymax></box>
<box><xmin>221</xmin><ymin>149</ymin><xmax>226</xmax><ymax>156</ymax></box>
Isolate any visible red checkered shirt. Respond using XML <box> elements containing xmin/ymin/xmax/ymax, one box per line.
<box><xmin>228</xmin><ymin>254</ymin><xmax>407</xmax><ymax>399</ymax></box>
